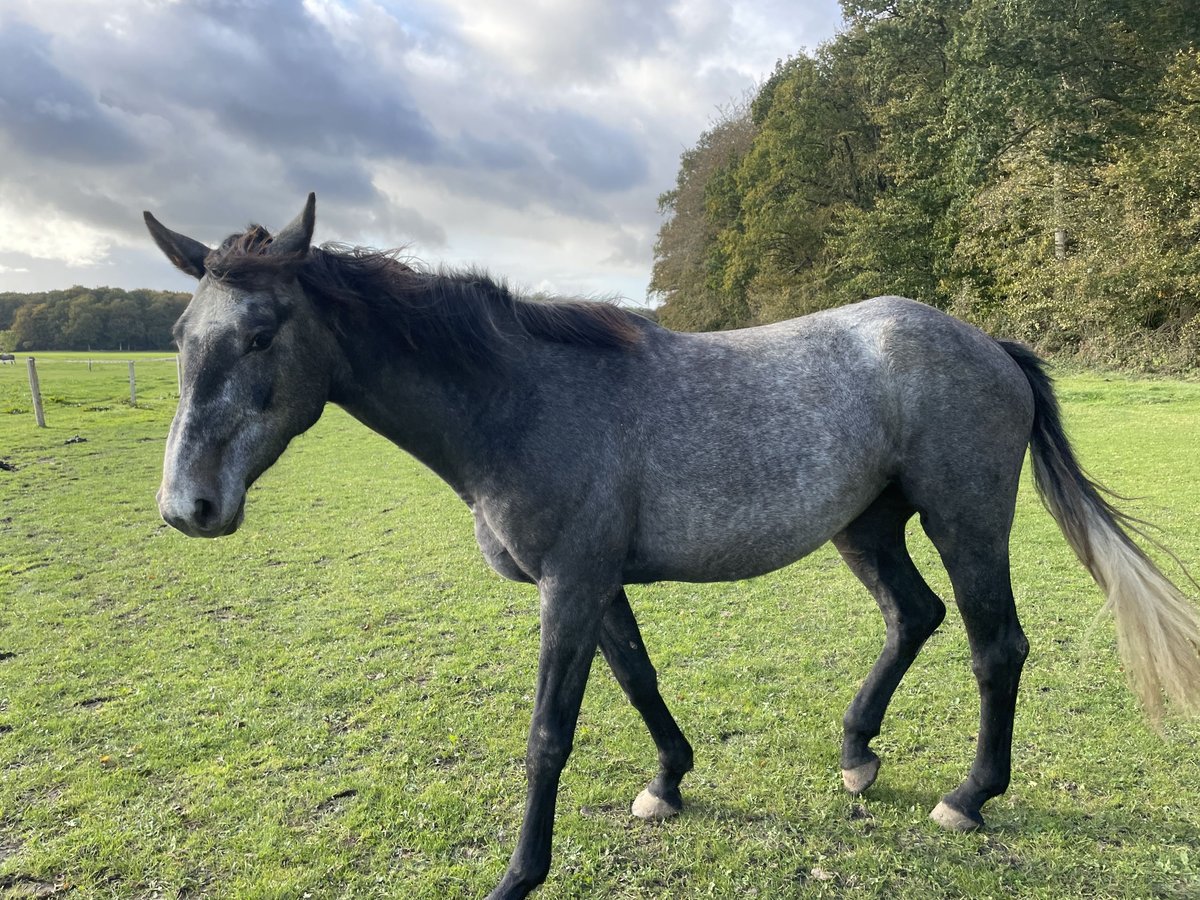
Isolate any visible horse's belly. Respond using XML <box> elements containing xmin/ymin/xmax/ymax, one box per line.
<box><xmin>623</xmin><ymin>476</ymin><xmax>883</xmax><ymax>584</ymax></box>
<box><xmin>623</xmin><ymin>531</ymin><xmax>827</xmax><ymax>584</ymax></box>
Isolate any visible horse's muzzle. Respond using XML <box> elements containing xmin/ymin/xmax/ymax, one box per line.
<box><xmin>159</xmin><ymin>489</ymin><xmax>246</xmax><ymax>538</ymax></box>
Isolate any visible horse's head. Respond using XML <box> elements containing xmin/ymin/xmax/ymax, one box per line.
<box><xmin>145</xmin><ymin>193</ymin><xmax>338</xmax><ymax>537</ymax></box>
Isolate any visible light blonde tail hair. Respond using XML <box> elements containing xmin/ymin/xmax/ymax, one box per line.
<box><xmin>1000</xmin><ymin>340</ymin><xmax>1200</xmax><ymax>720</ymax></box>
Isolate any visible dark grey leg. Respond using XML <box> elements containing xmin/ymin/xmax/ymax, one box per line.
<box><xmin>486</xmin><ymin>579</ymin><xmax>610</xmax><ymax>900</ymax></box>
<box><xmin>930</xmin><ymin>543</ymin><xmax>1028</xmax><ymax>830</ymax></box>
<box><xmin>598</xmin><ymin>589</ymin><xmax>694</xmax><ymax>819</ymax></box>
<box><xmin>892</xmin><ymin>389</ymin><xmax>1030</xmax><ymax>830</ymax></box>
<box><xmin>832</xmin><ymin>486</ymin><xmax>946</xmax><ymax>793</ymax></box>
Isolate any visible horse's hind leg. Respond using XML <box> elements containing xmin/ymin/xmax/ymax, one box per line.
<box><xmin>923</xmin><ymin>517</ymin><xmax>1028</xmax><ymax>831</ymax></box>
<box><xmin>598</xmin><ymin>588</ymin><xmax>694</xmax><ymax>820</ymax></box>
<box><xmin>833</xmin><ymin>485</ymin><xmax>946</xmax><ymax>794</ymax></box>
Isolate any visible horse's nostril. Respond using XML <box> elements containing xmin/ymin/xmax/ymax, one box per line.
<box><xmin>193</xmin><ymin>497</ymin><xmax>217</xmax><ymax>528</ymax></box>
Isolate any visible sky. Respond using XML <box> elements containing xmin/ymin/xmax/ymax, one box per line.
<box><xmin>0</xmin><ymin>0</ymin><xmax>845</xmax><ymax>303</ymax></box>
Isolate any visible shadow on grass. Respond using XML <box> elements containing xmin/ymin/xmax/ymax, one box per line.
<box><xmin>667</xmin><ymin>778</ymin><xmax>1198</xmax><ymax>848</ymax></box>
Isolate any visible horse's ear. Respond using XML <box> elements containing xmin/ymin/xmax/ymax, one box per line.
<box><xmin>143</xmin><ymin>211</ymin><xmax>209</xmax><ymax>279</ymax></box>
<box><xmin>269</xmin><ymin>192</ymin><xmax>316</xmax><ymax>257</ymax></box>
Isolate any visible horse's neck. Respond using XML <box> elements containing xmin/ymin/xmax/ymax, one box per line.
<box><xmin>332</xmin><ymin>343</ymin><xmax>525</xmax><ymax>496</ymax></box>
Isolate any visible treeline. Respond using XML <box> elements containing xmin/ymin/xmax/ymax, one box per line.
<box><xmin>651</xmin><ymin>0</ymin><xmax>1200</xmax><ymax>369</ymax></box>
<box><xmin>0</xmin><ymin>288</ymin><xmax>189</xmax><ymax>352</ymax></box>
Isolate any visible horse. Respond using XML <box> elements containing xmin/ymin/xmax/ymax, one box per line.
<box><xmin>145</xmin><ymin>194</ymin><xmax>1200</xmax><ymax>900</ymax></box>
<box><xmin>0</xmin><ymin>353</ymin><xmax>14</xmax><ymax>364</ymax></box>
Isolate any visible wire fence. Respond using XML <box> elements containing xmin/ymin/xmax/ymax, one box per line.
<box><xmin>1</xmin><ymin>355</ymin><xmax>182</xmax><ymax>427</ymax></box>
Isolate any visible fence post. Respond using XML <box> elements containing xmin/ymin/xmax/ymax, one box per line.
<box><xmin>176</xmin><ymin>355</ymin><xmax>183</xmax><ymax>397</ymax></box>
<box><xmin>27</xmin><ymin>357</ymin><xmax>46</xmax><ymax>427</ymax></box>
<box><xmin>128</xmin><ymin>361</ymin><xmax>137</xmax><ymax>407</ymax></box>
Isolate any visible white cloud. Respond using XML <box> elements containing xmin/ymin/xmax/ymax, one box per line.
<box><xmin>0</xmin><ymin>197</ymin><xmax>115</xmax><ymax>266</ymax></box>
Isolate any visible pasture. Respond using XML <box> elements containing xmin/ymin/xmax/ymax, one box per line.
<box><xmin>1</xmin><ymin>354</ymin><xmax>1198</xmax><ymax>898</ymax></box>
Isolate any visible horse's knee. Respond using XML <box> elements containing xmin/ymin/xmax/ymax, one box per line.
<box><xmin>525</xmin><ymin>728</ymin><xmax>572</xmax><ymax>780</ymax></box>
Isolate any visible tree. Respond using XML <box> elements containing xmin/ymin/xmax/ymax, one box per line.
<box><xmin>650</xmin><ymin>99</ymin><xmax>757</xmax><ymax>331</ymax></box>
<box><xmin>651</xmin><ymin>0</ymin><xmax>1200</xmax><ymax>367</ymax></box>
<box><xmin>2</xmin><ymin>287</ymin><xmax>188</xmax><ymax>351</ymax></box>
<box><xmin>715</xmin><ymin>44</ymin><xmax>885</xmax><ymax>322</ymax></box>
<box><xmin>1073</xmin><ymin>48</ymin><xmax>1200</xmax><ymax>362</ymax></box>
<box><xmin>829</xmin><ymin>0</ymin><xmax>968</xmax><ymax>306</ymax></box>
<box><xmin>64</xmin><ymin>292</ymin><xmax>104</xmax><ymax>349</ymax></box>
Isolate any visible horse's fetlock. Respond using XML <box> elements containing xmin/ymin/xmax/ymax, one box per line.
<box><xmin>965</xmin><ymin>766</ymin><xmax>1011</xmax><ymax>800</ymax></box>
<box><xmin>662</xmin><ymin>747</ymin><xmax>694</xmax><ymax>777</ymax></box>
<box><xmin>494</xmin><ymin>858</ymin><xmax>550</xmax><ymax>899</ymax></box>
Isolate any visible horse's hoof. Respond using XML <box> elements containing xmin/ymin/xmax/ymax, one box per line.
<box><xmin>929</xmin><ymin>800</ymin><xmax>983</xmax><ymax>832</ymax></box>
<box><xmin>631</xmin><ymin>788</ymin><xmax>681</xmax><ymax>821</ymax></box>
<box><xmin>841</xmin><ymin>757</ymin><xmax>880</xmax><ymax>795</ymax></box>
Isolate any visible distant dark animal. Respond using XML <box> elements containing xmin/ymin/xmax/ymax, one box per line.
<box><xmin>145</xmin><ymin>194</ymin><xmax>1200</xmax><ymax>900</ymax></box>
<box><xmin>0</xmin><ymin>353</ymin><xmax>14</xmax><ymax>364</ymax></box>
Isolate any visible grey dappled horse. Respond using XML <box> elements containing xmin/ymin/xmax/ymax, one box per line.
<box><xmin>0</xmin><ymin>353</ymin><xmax>14</xmax><ymax>364</ymax></box>
<box><xmin>146</xmin><ymin>195</ymin><xmax>1200</xmax><ymax>900</ymax></box>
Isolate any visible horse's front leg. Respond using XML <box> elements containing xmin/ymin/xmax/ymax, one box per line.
<box><xmin>486</xmin><ymin>573</ymin><xmax>614</xmax><ymax>900</ymax></box>
<box><xmin>599</xmin><ymin>588</ymin><xmax>693</xmax><ymax>819</ymax></box>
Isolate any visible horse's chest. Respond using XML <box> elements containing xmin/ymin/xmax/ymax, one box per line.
<box><xmin>472</xmin><ymin>509</ymin><xmax>535</xmax><ymax>584</ymax></box>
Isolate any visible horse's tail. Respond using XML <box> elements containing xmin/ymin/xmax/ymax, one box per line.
<box><xmin>997</xmin><ymin>339</ymin><xmax>1200</xmax><ymax>719</ymax></box>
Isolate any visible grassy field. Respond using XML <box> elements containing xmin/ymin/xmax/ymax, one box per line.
<box><xmin>1</xmin><ymin>355</ymin><xmax>1199</xmax><ymax>899</ymax></box>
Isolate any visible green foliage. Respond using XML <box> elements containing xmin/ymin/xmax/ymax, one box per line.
<box><xmin>1081</xmin><ymin>49</ymin><xmax>1200</xmax><ymax>360</ymax></box>
<box><xmin>2</xmin><ymin>358</ymin><xmax>1199</xmax><ymax>896</ymax></box>
<box><xmin>650</xmin><ymin>101</ymin><xmax>757</xmax><ymax>331</ymax></box>
<box><xmin>726</xmin><ymin>49</ymin><xmax>880</xmax><ymax>321</ymax></box>
<box><xmin>652</xmin><ymin>0</ymin><xmax>1200</xmax><ymax>368</ymax></box>
<box><xmin>0</xmin><ymin>287</ymin><xmax>190</xmax><ymax>352</ymax></box>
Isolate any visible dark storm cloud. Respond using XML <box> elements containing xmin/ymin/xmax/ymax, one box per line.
<box><xmin>0</xmin><ymin>0</ymin><xmax>452</xmax><ymax>256</ymax></box>
<box><xmin>0</xmin><ymin>21</ymin><xmax>141</xmax><ymax>164</ymax></box>
<box><xmin>101</xmin><ymin>0</ymin><xmax>442</xmax><ymax>164</ymax></box>
<box><xmin>458</xmin><ymin>133</ymin><xmax>541</xmax><ymax>173</ymax></box>
<box><xmin>443</xmin><ymin>110</ymin><xmax>645</xmax><ymax>221</ymax></box>
<box><xmin>0</xmin><ymin>0</ymin><xmax>653</xmax><ymax>245</ymax></box>
<box><xmin>283</xmin><ymin>153</ymin><xmax>384</xmax><ymax>208</ymax></box>
<box><xmin>0</xmin><ymin>0</ymin><xmax>846</xmax><ymax>297</ymax></box>
<box><xmin>543</xmin><ymin>111</ymin><xmax>648</xmax><ymax>192</ymax></box>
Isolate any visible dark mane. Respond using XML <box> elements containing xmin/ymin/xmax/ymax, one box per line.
<box><xmin>205</xmin><ymin>227</ymin><xmax>645</xmax><ymax>364</ymax></box>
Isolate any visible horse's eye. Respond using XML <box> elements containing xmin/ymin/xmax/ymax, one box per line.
<box><xmin>248</xmin><ymin>331</ymin><xmax>275</xmax><ymax>352</ymax></box>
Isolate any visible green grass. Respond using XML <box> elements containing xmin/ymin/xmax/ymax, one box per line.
<box><xmin>1</xmin><ymin>359</ymin><xmax>1199</xmax><ymax>899</ymax></box>
<box><xmin>0</xmin><ymin>353</ymin><xmax>179</xmax><ymax>424</ymax></box>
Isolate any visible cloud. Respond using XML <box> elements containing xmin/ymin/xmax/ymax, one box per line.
<box><xmin>0</xmin><ymin>192</ymin><xmax>115</xmax><ymax>266</ymax></box>
<box><xmin>438</xmin><ymin>0</ymin><xmax>678</xmax><ymax>84</ymax></box>
<box><xmin>0</xmin><ymin>21</ymin><xmax>141</xmax><ymax>164</ymax></box>
<box><xmin>119</xmin><ymin>0</ymin><xmax>441</xmax><ymax>163</ymax></box>
<box><xmin>0</xmin><ymin>0</ymin><xmax>846</xmax><ymax>298</ymax></box>
<box><xmin>543</xmin><ymin>111</ymin><xmax>649</xmax><ymax>193</ymax></box>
